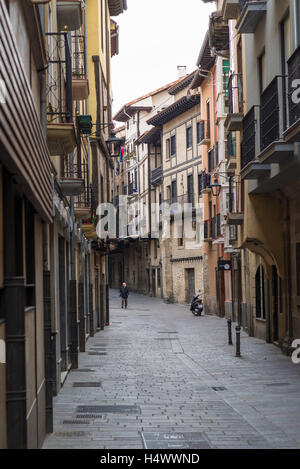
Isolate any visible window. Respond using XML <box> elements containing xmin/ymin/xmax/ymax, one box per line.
<box><xmin>171</xmin><ymin>180</ymin><xmax>177</xmax><ymax>203</ymax></box>
<box><xmin>208</xmin><ymin>148</ymin><xmax>215</xmax><ymax>172</ymax></box>
<box><xmin>223</xmin><ymin>59</ymin><xmax>230</xmax><ymax>94</ymax></box>
<box><xmin>170</xmin><ymin>135</ymin><xmax>176</xmax><ymax>156</ymax></box>
<box><xmin>166</xmin><ymin>139</ymin><xmax>170</xmax><ymax>160</ymax></box>
<box><xmin>196</xmin><ymin>122</ymin><xmax>201</xmax><ymax>144</ymax></box>
<box><xmin>186</xmin><ymin>126</ymin><xmax>193</xmax><ymax>148</ymax></box>
<box><xmin>206</xmin><ymin>101</ymin><xmax>211</xmax><ymax>139</ymax></box>
<box><xmin>258</xmin><ymin>50</ymin><xmax>266</xmax><ymax>95</ymax></box>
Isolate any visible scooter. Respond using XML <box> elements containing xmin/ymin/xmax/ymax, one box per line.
<box><xmin>190</xmin><ymin>294</ymin><xmax>204</xmax><ymax>316</ymax></box>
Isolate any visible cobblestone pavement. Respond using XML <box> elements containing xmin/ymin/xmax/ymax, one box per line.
<box><xmin>43</xmin><ymin>290</ymin><xmax>300</xmax><ymax>449</ymax></box>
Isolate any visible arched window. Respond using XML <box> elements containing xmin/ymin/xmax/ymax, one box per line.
<box><xmin>255</xmin><ymin>265</ymin><xmax>266</xmax><ymax>319</ymax></box>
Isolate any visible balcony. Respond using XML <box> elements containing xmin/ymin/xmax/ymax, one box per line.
<box><xmin>199</xmin><ymin>171</ymin><xmax>212</xmax><ymax>194</ymax></box>
<box><xmin>226</xmin><ymin>132</ymin><xmax>237</xmax><ymax>172</ymax></box>
<box><xmin>209</xmin><ymin>11</ymin><xmax>229</xmax><ymax>56</ymax></box>
<box><xmin>46</xmin><ymin>32</ymin><xmax>76</xmax><ymax>156</ymax></box>
<box><xmin>72</xmin><ymin>35</ymin><xmax>89</xmax><ymax>101</ymax></box>
<box><xmin>227</xmin><ymin>179</ymin><xmax>244</xmax><ymax>226</ymax></box>
<box><xmin>225</xmin><ymin>74</ymin><xmax>244</xmax><ymax>131</ymax></box>
<box><xmin>204</xmin><ymin>220</ymin><xmax>213</xmax><ymax>242</ymax></box>
<box><xmin>57</xmin><ymin>0</ymin><xmax>83</xmax><ymax>32</ymax></box>
<box><xmin>241</xmin><ymin>105</ymin><xmax>271</xmax><ymax>179</ymax></box>
<box><xmin>222</xmin><ymin>0</ymin><xmax>240</xmax><ymax>20</ymax></box>
<box><xmin>74</xmin><ymin>185</ymin><xmax>94</xmax><ymax>221</ymax></box>
<box><xmin>197</xmin><ymin>120</ymin><xmax>211</xmax><ymax>145</ymax></box>
<box><xmin>260</xmin><ymin>76</ymin><xmax>294</xmax><ymax>163</ymax></box>
<box><xmin>151</xmin><ymin>166</ymin><xmax>163</xmax><ymax>187</ymax></box>
<box><xmin>285</xmin><ymin>45</ymin><xmax>300</xmax><ymax>142</ymax></box>
<box><xmin>236</xmin><ymin>0</ymin><xmax>267</xmax><ymax>35</ymax></box>
<box><xmin>128</xmin><ymin>182</ymin><xmax>138</xmax><ymax>196</ymax></box>
<box><xmin>58</xmin><ymin>163</ymin><xmax>86</xmax><ymax>197</ymax></box>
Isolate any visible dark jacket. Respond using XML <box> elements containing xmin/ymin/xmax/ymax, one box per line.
<box><xmin>120</xmin><ymin>286</ymin><xmax>129</xmax><ymax>299</ymax></box>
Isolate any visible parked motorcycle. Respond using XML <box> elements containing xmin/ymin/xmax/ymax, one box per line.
<box><xmin>190</xmin><ymin>294</ymin><xmax>204</xmax><ymax>316</ymax></box>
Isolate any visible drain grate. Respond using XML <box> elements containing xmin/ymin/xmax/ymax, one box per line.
<box><xmin>266</xmin><ymin>382</ymin><xmax>290</xmax><ymax>387</ymax></box>
<box><xmin>88</xmin><ymin>352</ymin><xmax>107</xmax><ymax>356</ymax></box>
<box><xmin>76</xmin><ymin>414</ymin><xmax>105</xmax><ymax>419</ymax></box>
<box><xmin>76</xmin><ymin>405</ymin><xmax>140</xmax><ymax>414</ymax></box>
<box><xmin>212</xmin><ymin>386</ymin><xmax>227</xmax><ymax>392</ymax></box>
<box><xmin>62</xmin><ymin>420</ymin><xmax>90</xmax><ymax>425</ymax></box>
<box><xmin>154</xmin><ymin>338</ymin><xmax>179</xmax><ymax>341</ymax></box>
<box><xmin>54</xmin><ymin>431</ymin><xmax>89</xmax><ymax>438</ymax></box>
<box><xmin>142</xmin><ymin>432</ymin><xmax>210</xmax><ymax>450</ymax></box>
<box><xmin>71</xmin><ymin>369</ymin><xmax>95</xmax><ymax>373</ymax></box>
<box><xmin>72</xmin><ymin>382</ymin><xmax>102</xmax><ymax>388</ymax></box>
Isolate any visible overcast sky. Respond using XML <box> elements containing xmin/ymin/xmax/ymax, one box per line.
<box><xmin>111</xmin><ymin>0</ymin><xmax>215</xmax><ymax>118</ymax></box>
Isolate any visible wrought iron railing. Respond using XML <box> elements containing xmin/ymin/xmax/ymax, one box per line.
<box><xmin>288</xmin><ymin>45</ymin><xmax>300</xmax><ymax>127</ymax></box>
<box><xmin>226</xmin><ymin>132</ymin><xmax>237</xmax><ymax>158</ymax></box>
<box><xmin>197</xmin><ymin>120</ymin><xmax>211</xmax><ymax>143</ymax></box>
<box><xmin>72</xmin><ymin>34</ymin><xmax>87</xmax><ymax>79</ymax></box>
<box><xmin>241</xmin><ymin>106</ymin><xmax>256</xmax><ymax>167</ymax></box>
<box><xmin>208</xmin><ymin>148</ymin><xmax>215</xmax><ymax>172</ymax></box>
<box><xmin>199</xmin><ymin>171</ymin><xmax>211</xmax><ymax>192</ymax></box>
<box><xmin>46</xmin><ymin>32</ymin><xmax>73</xmax><ymax>123</ymax></box>
<box><xmin>228</xmin><ymin>73</ymin><xmax>243</xmax><ymax>114</ymax></box>
<box><xmin>62</xmin><ymin>162</ymin><xmax>88</xmax><ymax>180</ymax></box>
<box><xmin>260</xmin><ymin>75</ymin><xmax>287</xmax><ymax>151</ymax></box>
<box><xmin>128</xmin><ymin>182</ymin><xmax>137</xmax><ymax>195</ymax></box>
<box><xmin>74</xmin><ymin>184</ymin><xmax>95</xmax><ymax>216</ymax></box>
<box><xmin>151</xmin><ymin>165</ymin><xmax>163</xmax><ymax>186</ymax></box>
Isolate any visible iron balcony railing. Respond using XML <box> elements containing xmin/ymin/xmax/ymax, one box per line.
<box><xmin>228</xmin><ymin>73</ymin><xmax>243</xmax><ymax>114</ymax></box>
<box><xmin>288</xmin><ymin>45</ymin><xmax>300</xmax><ymax>127</ymax></box>
<box><xmin>204</xmin><ymin>220</ymin><xmax>212</xmax><ymax>240</ymax></box>
<box><xmin>128</xmin><ymin>182</ymin><xmax>138</xmax><ymax>195</ymax></box>
<box><xmin>72</xmin><ymin>34</ymin><xmax>87</xmax><ymax>79</ymax></box>
<box><xmin>74</xmin><ymin>184</ymin><xmax>96</xmax><ymax>218</ymax></box>
<box><xmin>62</xmin><ymin>162</ymin><xmax>88</xmax><ymax>180</ymax></box>
<box><xmin>239</xmin><ymin>0</ymin><xmax>255</xmax><ymax>12</ymax></box>
<box><xmin>197</xmin><ymin>120</ymin><xmax>211</xmax><ymax>143</ymax></box>
<box><xmin>226</xmin><ymin>132</ymin><xmax>237</xmax><ymax>158</ymax></box>
<box><xmin>46</xmin><ymin>32</ymin><xmax>73</xmax><ymax>123</ymax></box>
<box><xmin>151</xmin><ymin>165</ymin><xmax>163</xmax><ymax>186</ymax></box>
<box><xmin>241</xmin><ymin>106</ymin><xmax>256</xmax><ymax>167</ymax></box>
<box><xmin>260</xmin><ymin>75</ymin><xmax>287</xmax><ymax>151</ymax></box>
<box><xmin>199</xmin><ymin>171</ymin><xmax>211</xmax><ymax>193</ymax></box>
<box><xmin>208</xmin><ymin>148</ymin><xmax>215</xmax><ymax>172</ymax></box>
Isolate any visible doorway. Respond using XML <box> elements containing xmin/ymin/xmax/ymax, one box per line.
<box><xmin>152</xmin><ymin>269</ymin><xmax>156</xmax><ymax>297</ymax></box>
<box><xmin>185</xmin><ymin>268</ymin><xmax>195</xmax><ymax>303</ymax></box>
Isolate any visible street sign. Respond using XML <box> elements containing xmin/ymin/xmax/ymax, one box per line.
<box><xmin>218</xmin><ymin>260</ymin><xmax>232</xmax><ymax>271</ymax></box>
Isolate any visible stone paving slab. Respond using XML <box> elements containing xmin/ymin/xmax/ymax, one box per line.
<box><xmin>43</xmin><ymin>290</ymin><xmax>300</xmax><ymax>450</ymax></box>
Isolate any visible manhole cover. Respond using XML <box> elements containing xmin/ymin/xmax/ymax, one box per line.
<box><xmin>54</xmin><ymin>431</ymin><xmax>89</xmax><ymax>438</ymax></box>
<box><xmin>72</xmin><ymin>382</ymin><xmax>102</xmax><ymax>388</ymax></box>
<box><xmin>76</xmin><ymin>405</ymin><xmax>140</xmax><ymax>414</ymax></box>
<box><xmin>88</xmin><ymin>352</ymin><xmax>107</xmax><ymax>356</ymax></box>
<box><xmin>62</xmin><ymin>420</ymin><xmax>90</xmax><ymax>425</ymax></box>
<box><xmin>142</xmin><ymin>432</ymin><xmax>210</xmax><ymax>449</ymax></box>
<box><xmin>212</xmin><ymin>386</ymin><xmax>227</xmax><ymax>391</ymax></box>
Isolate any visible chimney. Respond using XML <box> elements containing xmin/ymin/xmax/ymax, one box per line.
<box><xmin>177</xmin><ymin>65</ymin><xmax>187</xmax><ymax>79</ymax></box>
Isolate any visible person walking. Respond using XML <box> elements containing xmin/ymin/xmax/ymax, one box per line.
<box><xmin>120</xmin><ymin>282</ymin><xmax>129</xmax><ymax>309</ymax></box>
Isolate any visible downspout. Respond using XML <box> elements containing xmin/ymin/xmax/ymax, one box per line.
<box><xmin>293</xmin><ymin>0</ymin><xmax>300</xmax><ymax>47</ymax></box>
<box><xmin>39</xmin><ymin>4</ymin><xmax>47</xmax><ymax>137</ymax></box>
<box><xmin>147</xmin><ymin>143</ymin><xmax>151</xmax><ymax>238</ymax></box>
<box><xmin>277</xmin><ymin>190</ymin><xmax>293</xmax><ymax>354</ymax></box>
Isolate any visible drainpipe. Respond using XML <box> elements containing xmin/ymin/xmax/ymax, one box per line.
<box><xmin>148</xmin><ymin>143</ymin><xmax>152</xmax><ymax>238</ymax></box>
<box><xmin>277</xmin><ymin>190</ymin><xmax>293</xmax><ymax>354</ymax></box>
<box><xmin>293</xmin><ymin>0</ymin><xmax>300</xmax><ymax>47</ymax></box>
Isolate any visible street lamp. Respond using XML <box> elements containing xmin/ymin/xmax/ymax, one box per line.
<box><xmin>106</xmin><ymin>133</ymin><xmax>123</xmax><ymax>156</ymax></box>
<box><xmin>210</xmin><ymin>177</ymin><xmax>222</xmax><ymax>197</ymax></box>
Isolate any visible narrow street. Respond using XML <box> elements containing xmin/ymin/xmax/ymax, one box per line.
<box><xmin>43</xmin><ymin>291</ymin><xmax>300</xmax><ymax>450</ymax></box>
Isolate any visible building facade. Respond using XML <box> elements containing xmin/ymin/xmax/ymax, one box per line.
<box><xmin>0</xmin><ymin>0</ymin><xmax>127</xmax><ymax>449</ymax></box>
